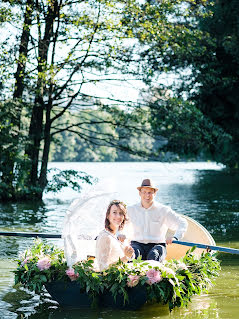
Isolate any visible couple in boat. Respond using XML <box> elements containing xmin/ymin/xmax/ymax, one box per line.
<box><xmin>95</xmin><ymin>179</ymin><xmax>188</xmax><ymax>271</ymax></box>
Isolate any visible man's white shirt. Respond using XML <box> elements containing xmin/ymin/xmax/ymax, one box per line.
<box><xmin>124</xmin><ymin>201</ymin><xmax>188</xmax><ymax>244</ymax></box>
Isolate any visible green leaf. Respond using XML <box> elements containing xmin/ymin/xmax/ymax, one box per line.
<box><xmin>39</xmin><ymin>275</ymin><xmax>47</xmax><ymax>282</ymax></box>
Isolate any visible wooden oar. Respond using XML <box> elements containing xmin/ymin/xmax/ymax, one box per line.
<box><xmin>1</xmin><ymin>232</ymin><xmax>238</xmax><ymax>255</ymax></box>
<box><xmin>0</xmin><ymin>231</ymin><xmax>61</xmax><ymax>238</ymax></box>
<box><xmin>172</xmin><ymin>240</ymin><xmax>239</xmax><ymax>255</ymax></box>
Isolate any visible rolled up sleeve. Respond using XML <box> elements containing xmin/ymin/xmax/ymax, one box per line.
<box><xmin>165</xmin><ymin>208</ymin><xmax>188</xmax><ymax>240</ymax></box>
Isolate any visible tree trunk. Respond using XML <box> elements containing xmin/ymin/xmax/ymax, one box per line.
<box><xmin>13</xmin><ymin>0</ymin><xmax>34</xmax><ymax>102</ymax></box>
<box><xmin>26</xmin><ymin>98</ymin><xmax>44</xmax><ymax>186</ymax></box>
<box><xmin>25</xmin><ymin>0</ymin><xmax>59</xmax><ymax>191</ymax></box>
<box><xmin>39</xmin><ymin>102</ymin><xmax>52</xmax><ymax>189</ymax></box>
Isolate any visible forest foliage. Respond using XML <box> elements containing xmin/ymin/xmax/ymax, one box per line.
<box><xmin>0</xmin><ymin>0</ymin><xmax>238</xmax><ymax>201</ymax></box>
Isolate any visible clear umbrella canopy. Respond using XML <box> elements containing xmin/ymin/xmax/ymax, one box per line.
<box><xmin>62</xmin><ymin>188</ymin><xmax>118</xmax><ymax>267</ymax></box>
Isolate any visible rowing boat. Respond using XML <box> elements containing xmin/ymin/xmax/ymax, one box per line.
<box><xmin>43</xmin><ymin>215</ymin><xmax>216</xmax><ymax>310</ymax></box>
<box><xmin>166</xmin><ymin>215</ymin><xmax>215</xmax><ymax>259</ymax></box>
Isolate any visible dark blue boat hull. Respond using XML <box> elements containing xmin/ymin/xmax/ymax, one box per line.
<box><xmin>100</xmin><ymin>285</ymin><xmax>147</xmax><ymax>310</ymax></box>
<box><xmin>45</xmin><ymin>281</ymin><xmax>147</xmax><ymax>310</ymax></box>
<box><xmin>45</xmin><ymin>281</ymin><xmax>93</xmax><ymax>308</ymax></box>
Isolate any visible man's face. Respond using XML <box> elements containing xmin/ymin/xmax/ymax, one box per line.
<box><xmin>139</xmin><ymin>187</ymin><xmax>155</xmax><ymax>206</ymax></box>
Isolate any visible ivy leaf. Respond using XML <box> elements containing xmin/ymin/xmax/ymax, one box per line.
<box><xmin>39</xmin><ymin>275</ymin><xmax>47</xmax><ymax>282</ymax></box>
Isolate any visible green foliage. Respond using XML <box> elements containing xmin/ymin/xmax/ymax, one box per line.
<box><xmin>49</xmin><ymin>107</ymin><xmax>158</xmax><ymax>162</ymax></box>
<box><xmin>0</xmin><ymin>100</ymin><xmax>31</xmax><ymax>200</ymax></box>
<box><xmin>1</xmin><ymin>0</ymin><xmax>163</xmax><ymax>201</ymax></box>
<box><xmin>45</xmin><ymin>168</ymin><xmax>96</xmax><ymax>193</ymax></box>
<box><xmin>145</xmin><ymin>93</ymin><xmax>231</xmax><ymax>161</ymax></box>
<box><xmin>73</xmin><ymin>260</ymin><xmax>103</xmax><ymax>297</ymax></box>
<box><xmin>14</xmin><ymin>240</ymin><xmax>67</xmax><ymax>294</ymax></box>
<box><xmin>193</xmin><ymin>0</ymin><xmax>239</xmax><ymax>168</ymax></box>
<box><xmin>2</xmin><ymin>0</ymin><xmax>238</xmax><ymax>204</ymax></box>
<box><xmin>0</xmin><ymin>5</ymin><xmax>12</xmax><ymax>23</ymax></box>
<box><xmin>14</xmin><ymin>241</ymin><xmax>221</xmax><ymax>311</ymax></box>
<box><xmin>125</xmin><ymin>0</ymin><xmax>239</xmax><ymax>167</ymax></box>
<box><xmin>49</xmin><ymin>109</ymin><xmax>119</xmax><ymax>162</ymax></box>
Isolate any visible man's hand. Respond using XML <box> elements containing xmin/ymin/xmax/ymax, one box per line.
<box><xmin>117</xmin><ymin>234</ymin><xmax>126</xmax><ymax>243</ymax></box>
<box><xmin>166</xmin><ymin>236</ymin><xmax>175</xmax><ymax>245</ymax></box>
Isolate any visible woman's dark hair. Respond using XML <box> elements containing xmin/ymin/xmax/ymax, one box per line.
<box><xmin>105</xmin><ymin>200</ymin><xmax>128</xmax><ymax>232</ymax></box>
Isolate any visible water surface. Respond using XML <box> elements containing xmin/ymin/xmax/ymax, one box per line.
<box><xmin>0</xmin><ymin>162</ymin><xmax>238</xmax><ymax>318</ymax></box>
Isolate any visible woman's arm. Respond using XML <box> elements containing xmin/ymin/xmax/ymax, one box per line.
<box><xmin>96</xmin><ymin>234</ymin><xmax>134</xmax><ymax>271</ymax></box>
<box><xmin>96</xmin><ymin>235</ymin><xmax>113</xmax><ymax>271</ymax></box>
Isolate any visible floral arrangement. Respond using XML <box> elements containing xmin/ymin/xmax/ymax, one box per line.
<box><xmin>14</xmin><ymin>240</ymin><xmax>221</xmax><ymax>311</ymax></box>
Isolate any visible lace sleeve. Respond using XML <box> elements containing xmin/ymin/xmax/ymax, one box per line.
<box><xmin>96</xmin><ymin>234</ymin><xmax>113</xmax><ymax>271</ymax></box>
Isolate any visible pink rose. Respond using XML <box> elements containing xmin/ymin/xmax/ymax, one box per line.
<box><xmin>21</xmin><ymin>257</ymin><xmax>30</xmax><ymax>267</ymax></box>
<box><xmin>37</xmin><ymin>257</ymin><xmax>51</xmax><ymax>271</ymax></box>
<box><xmin>146</xmin><ymin>269</ymin><xmax>162</xmax><ymax>285</ymax></box>
<box><xmin>66</xmin><ymin>268</ymin><xmax>79</xmax><ymax>281</ymax></box>
<box><xmin>127</xmin><ymin>275</ymin><xmax>140</xmax><ymax>287</ymax></box>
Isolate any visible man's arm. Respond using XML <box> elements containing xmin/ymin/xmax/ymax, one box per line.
<box><xmin>165</xmin><ymin>208</ymin><xmax>188</xmax><ymax>244</ymax></box>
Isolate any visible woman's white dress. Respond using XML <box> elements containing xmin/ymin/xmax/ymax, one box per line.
<box><xmin>95</xmin><ymin>230</ymin><xmax>125</xmax><ymax>271</ymax></box>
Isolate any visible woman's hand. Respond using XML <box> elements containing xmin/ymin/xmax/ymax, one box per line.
<box><xmin>124</xmin><ymin>245</ymin><xmax>134</xmax><ymax>258</ymax></box>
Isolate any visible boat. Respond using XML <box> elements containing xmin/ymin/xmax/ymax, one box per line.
<box><xmin>45</xmin><ymin>280</ymin><xmax>148</xmax><ymax>310</ymax></box>
<box><xmin>42</xmin><ymin>215</ymin><xmax>217</xmax><ymax>310</ymax></box>
<box><xmin>166</xmin><ymin>215</ymin><xmax>215</xmax><ymax>259</ymax></box>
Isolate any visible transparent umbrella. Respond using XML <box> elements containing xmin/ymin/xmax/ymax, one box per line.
<box><xmin>62</xmin><ymin>188</ymin><xmax>118</xmax><ymax>267</ymax></box>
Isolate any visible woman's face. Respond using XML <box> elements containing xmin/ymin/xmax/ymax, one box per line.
<box><xmin>107</xmin><ymin>204</ymin><xmax>125</xmax><ymax>232</ymax></box>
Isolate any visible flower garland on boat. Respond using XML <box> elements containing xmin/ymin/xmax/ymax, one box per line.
<box><xmin>14</xmin><ymin>240</ymin><xmax>221</xmax><ymax>311</ymax></box>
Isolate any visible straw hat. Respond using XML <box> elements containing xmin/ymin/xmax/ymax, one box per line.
<box><xmin>137</xmin><ymin>179</ymin><xmax>158</xmax><ymax>192</ymax></box>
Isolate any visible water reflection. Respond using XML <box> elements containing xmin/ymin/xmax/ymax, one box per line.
<box><xmin>0</xmin><ymin>201</ymin><xmax>48</xmax><ymax>229</ymax></box>
<box><xmin>158</xmin><ymin>169</ymin><xmax>239</xmax><ymax>243</ymax></box>
<box><xmin>190</xmin><ymin>169</ymin><xmax>239</xmax><ymax>242</ymax></box>
<box><xmin>2</xmin><ymin>294</ymin><xmax>220</xmax><ymax>319</ymax></box>
<box><xmin>0</xmin><ymin>199</ymin><xmax>69</xmax><ymax>234</ymax></box>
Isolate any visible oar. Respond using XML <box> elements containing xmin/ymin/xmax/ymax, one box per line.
<box><xmin>172</xmin><ymin>240</ymin><xmax>239</xmax><ymax>255</ymax></box>
<box><xmin>0</xmin><ymin>231</ymin><xmax>61</xmax><ymax>239</ymax></box>
<box><xmin>1</xmin><ymin>232</ymin><xmax>239</xmax><ymax>255</ymax></box>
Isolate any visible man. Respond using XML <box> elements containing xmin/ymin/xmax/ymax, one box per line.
<box><xmin>123</xmin><ymin>178</ymin><xmax>188</xmax><ymax>262</ymax></box>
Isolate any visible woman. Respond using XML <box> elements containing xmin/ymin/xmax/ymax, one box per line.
<box><xmin>95</xmin><ymin>200</ymin><xmax>134</xmax><ymax>271</ymax></box>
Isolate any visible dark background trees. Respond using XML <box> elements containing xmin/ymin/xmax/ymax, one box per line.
<box><xmin>192</xmin><ymin>0</ymin><xmax>239</xmax><ymax>167</ymax></box>
<box><xmin>123</xmin><ymin>0</ymin><xmax>239</xmax><ymax>168</ymax></box>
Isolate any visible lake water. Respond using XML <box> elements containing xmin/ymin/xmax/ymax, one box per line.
<box><xmin>0</xmin><ymin>162</ymin><xmax>239</xmax><ymax>319</ymax></box>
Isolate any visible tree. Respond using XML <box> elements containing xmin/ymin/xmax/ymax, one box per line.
<box><xmin>192</xmin><ymin>0</ymin><xmax>239</xmax><ymax>167</ymax></box>
<box><xmin>143</xmin><ymin>90</ymin><xmax>230</xmax><ymax>161</ymax></box>
<box><xmin>0</xmin><ymin>0</ymin><xmax>155</xmax><ymax>201</ymax></box>
<box><xmin>121</xmin><ymin>0</ymin><xmax>239</xmax><ymax>167</ymax></box>
<box><xmin>0</xmin><ymin>0</ymin><xmax>35</xmax><ymax>194</ymax></box>
<box><xmin>49</xmin><ymin>109</ymin><xmax>118</xmax><ymax>162</ymax></box>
